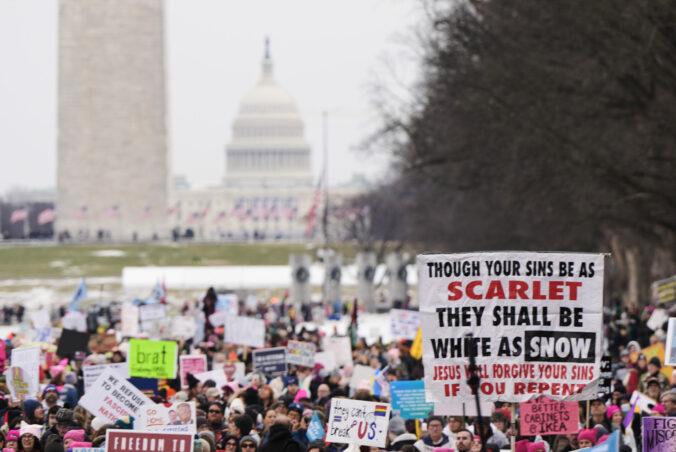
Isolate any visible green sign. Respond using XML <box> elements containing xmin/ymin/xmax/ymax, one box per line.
<box><xmin>128</xmin><ymin>339</ymin><xmax>177</xmax><ymax>379</ymax></box>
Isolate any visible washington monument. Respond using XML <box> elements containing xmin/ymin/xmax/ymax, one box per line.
<box><xmin>57</xmin><ymin>0</ymin><xmax>169</xmax><ymax>240</ymax></box>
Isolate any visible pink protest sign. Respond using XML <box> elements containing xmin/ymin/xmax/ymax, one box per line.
<box><xmin>179</xmin><ymin>355</ymin><xmax>207</xmax><ymax>388</ymax></box>
<box><xmin>520</xmin><ymin>397</ymin><xmax>578</xmax><ymax>436</ymax></box>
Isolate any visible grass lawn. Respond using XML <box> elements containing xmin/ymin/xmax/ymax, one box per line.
<box><xmin>0</xmin><ymin>241</ymin><xmax>362</xmax><ymax>279</ymax></box>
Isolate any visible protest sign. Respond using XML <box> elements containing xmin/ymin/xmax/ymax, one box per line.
<box><xmin>390</xmin><ymin>309</ymin><xmax>421</xmax><ymax>340</ymax></box>
<box><xmin>630</xmin><ymin>343</ymin><xmax>674</xmax><ymax>380</ymax></box>
<box><xmin>83</xmin><ymin>363</ymin><xmax>130</xmax><ymax>393</ymax></box>
<box><xmin>129</xmin><ymin>377</ymin><xmax>159</xmax><ymax>397</ymax></box>
<box><xmin>79</xmin><ymin>369</ymin><xmax>153</xmax><ymax>423</ymax></box>
<box><xmin>216</xmin><ymin>294</ymin><xmax>239</xmax><ymax>313</ymax></box>
<box><xmin>224</xmin><ymin>315</ymin><xmax>264</xmax><ymax>348</ymax></box>
<box><xmin>643</xmin><ymin>417</ymin><xmax>676</xmax><ymax>452</ymax></box>
<box><xmin>121</xmin><ymin>303</ymin><xmax>139</xmax><ymax>337</ymax></box>
<box><xmin>390</xmin><ymin>380</ymin><xmax>434</xmax><ymax>419</ymax></box>
<box><xmin>323</xmin><ymin>337</ymin><xmax>353</xmax><ymax>367</ymax></box>
<box><xmin>651</xmin><ymin>275</ymin><xmax>676</xmax><ymax>307</ymax></box>
<box><xmin>179</xmin><ymin>355</ymin><xmax>207</xmax><ymax>388</ymax></box>
<box><xmin>252</xmin><ymin>347</ymin><xmax>287</xmax><ymax>377</ymax></box>
<box><xmin>56</xmin><ymin>329</ymin><xmax>91</xmax><ymax>359</ymax></box>
<box><xmin>10</xmin><ymin>346</ymin><xmax>40</xmax><ymax>392</ymax></box>
<box><xmin>326</xmin><ymin>398</ymin><xmax>390</xmax><ymax>447</ymax></box>
<box><xmin>61</xmin><ymin>311</ymin><xmax>87</xmax><ymax>332</ymax></box>
<box><xmin>88</xmin><ymin>333</ymin><xmax>118</xmax><ymax>353</ymax></box>
<box><xmin>128</xmin><ymin>339</ymin><xmax>177</xmax><ymax>379</ymax></box>
<box><xmin>135</xmin><ymin>401</ymin><xmax>196</xmax><ymax>433</ymax></box>
<box><xmin>350</xmin><ymin>365</ymin><xmax>376</xmax><ymax>392</ymax></box>
<box><xmin>106</xmin><ymin>430</ymin><xmax>193</xmax><ymax>452</ymax></box>
<box><xmin>286</xmin><ymin>340</ymin><xmax>316</xmax><ymax>367</ymax></box>
<box><xmin>598</xmin><ymin>356</ymin><xmax>612</xmax><ymax>395</ymax></box>
<box><xmin>519</xmin><ymin>397</ymin><xmax>578</xmax><ymax>435</ymax></box>
<box><xmin>169</xmin><ymin>317</ymin><xmax>196</xmax><ymax>339</ymax></box>
<box><xmin>314</xmin><ymin>351</ymin><xmax>337</xmax><ymax>372</ymax></box>
<box><xmin>629</xmin><ymin>391</ymin><xmax>658</xmax><ymax>413</ymax></box>
<box><xmin>208</xmin><ymin>311</ymin><xmax>228</xmax><ymax>327</ymax></box>
<box><xmin>72</xmin><ymin>448</ymin><xmax>103</xmax><ymax>452</ymax></box>
<box><xmin>418</xmin><ymin>252</ymin><xmax>604</xmax><ymax>403</ymax></box>
<box><xmin>664</xmin><ymin>318</ymin><xmax>676</xmax><ymax>366</ymax></box>
<box><xmin>31</xmin><ymin>309</ymin><xmax>50</xmax><ymax>329</ymax></box>
<box><xmin>4</xmin><ymin>366</ymin><xmax>38</xmax><ymax>401</ymax></box>
<box><xmin>140</xmin><ymin>304</ymin><xmax>166</xmax><ymax>323</ymax></box>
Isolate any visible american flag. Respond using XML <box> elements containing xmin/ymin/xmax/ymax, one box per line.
<box><xmin>167</xmin><ymin>201</ymin><xmax>181</xmax><ymax>215</ymax></box>
<box><xmin>10</xmin><ymin>207</ymin><xmax>28</xmax><ymax>224</ymax></box>
<box><xmin>75</xmin><ymin>205</ymin><xmax>88</xmax><ymax>218</ymax></box>
<box><xmin>37</xmin><ymin>208</ymin><xmax>57</xmax><ymax>225</ymax></box>
<box><xmin>305</xmin><ymin>177</ymin><xmax>323</xmax><ymax>237</ymax></box>
<box><xmin>140</xmin><ymin>205</ymin><xmax>151</xmax><ymax>218</ymax></box>
<box><xmin>270</xmin><ymin>198</ymin><xmax>280</xmax><ymax>220</ymax></box>
<box><xmin>103</xmin><ymin>205</ymin><xmax>120</xmax><ymax>217</ymax></box>
<box><xmin>232</xmin><ymin>198</ymin><xmax>247</xmax><ymax>220</ymax></box>
<box><xmin>186</xmin><ymin>211</ymin><xmax>200</xmax><ymax>223</ymax></box>
<box><xmin>283</xmin><ymin>198</ymin><xmax>298</xmax><ymax>220</ymax></box>
<box><xmin>251</xmin><ymin>198</ymin><xmax>261</xmax><ymax>221</ymax></box>
<box><xmin>200</xmin><ymin>201</ymin><xmax>211</xmax><ymax>219</ymax></box>
<box><xmin>213</xmin><ymin>210</ymin><xmax>227</xmax><ymax>223</ymax></box>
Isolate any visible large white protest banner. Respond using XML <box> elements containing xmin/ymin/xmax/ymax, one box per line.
<box><xmin>79</xmin><ymin>369</ymin><xmax>153</xmax><ymax>423</ymax></box>
<box><xmin>326</xmin><ymin>398</ymin><xmax>390</xmax><ymax>447</ymax></box>
<box><xmin>390</xmin><ymin>309</ymin><xmax>420</xmax><ymax>340</ymax></box>
<box><xmin>418</xmin><ymin>252</ymin><xmax>604</xmax><ymax>404</ymax></box>
<box><xmin>135</xmin><ymin>401</ymin><xmax>196</xmax><ymax>433</ymax></box>
<box><xmin>224</xmin><ymin>315</ymin><xmax>264</xmax><ymax>348</ymax></box>
<box><xmin>664</xmin><ymin>318</ymin><xmax>676</xmax><ymax>366</ymax></box>
<box><xmin>83</xmin><ymin>363</ymin><xmax>130</xmax><ymax>393</ymax></box>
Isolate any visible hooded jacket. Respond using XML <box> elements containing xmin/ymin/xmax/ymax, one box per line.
<box><xmin>260</xmin><ymin>424</ymin><xmax>306</xmax><ymax>452</ymax></box>
<box><xmin>413</xmin><ymin>433</ymin><xmax>451</xmax><ymax>452</ymax></box>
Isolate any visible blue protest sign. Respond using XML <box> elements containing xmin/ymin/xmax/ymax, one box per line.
<box><xmin>390</xmin><ymin>380</ymin><xmax>434</xmax><ymax>419</ymax></box>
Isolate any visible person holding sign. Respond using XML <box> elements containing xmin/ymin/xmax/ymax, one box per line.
<box><xmin>413</xmin><ymin>416</ymin><xmax>452</xmax><ymax>452</ymax></box>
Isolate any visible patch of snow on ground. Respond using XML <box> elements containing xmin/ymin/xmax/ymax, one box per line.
<box><xmin>91</xmin><ymin>249</ymin><xmax>126</xmax><ymax>257</ymax></box>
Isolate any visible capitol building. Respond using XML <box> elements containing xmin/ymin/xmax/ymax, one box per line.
<box><xmin>169</xmin><ymin>42</ymin><xmax>361</xmax><ymax>240</ymax></box>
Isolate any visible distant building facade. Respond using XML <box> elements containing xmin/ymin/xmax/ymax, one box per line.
<box><xmin>56</xmin><ymin>0</ymin><xmax>169</xmax><ymax>241</ymax></box>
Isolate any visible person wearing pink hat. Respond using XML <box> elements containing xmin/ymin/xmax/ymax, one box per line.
<box><xmin>526</xmin><ymin>442</ymin><xmax>545</xmax><ymax>452</ymax></box>
<box><xmin>62</xmin><ymin>430</ymin><xmax>84</xmax><ymax>451</ymax></box>
<box><xmin>515</xmin><ymin>439</ymin><xmax>530</xmax><ymax>452</ymax></box>
<box><xmin>606</xmin><ymin>405</ymin><xmax>622</xmax><ymax>425</ymax></box>
<box><xmin>17</xmin><ymin>422</ymin><xmax>41</xmax><ymax>452</ymax></box>
<box><xmin>6</xmin><ymin>431</ymin><xmax>20</xmax><ymax>451</ymax></box>
<box><xmin>577</xmin><ymin>429</ymin><xmax>596</xmax><ymax>449</ymax></box>
<box><xmin>67</xmin><ymin>443</ymin><xmax>92</xmax><ymax>450</ymax></box>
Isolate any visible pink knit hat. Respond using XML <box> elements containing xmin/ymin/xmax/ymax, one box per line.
<box><xmin>63</xmin><ymin>429</ymin><xmax>85</xmax><ymax>443</ymax></box>
<box><xmin>515</xmin><ymin>439</ymin><xmax>530</xmax><ymax>452</ymax></box>
<box><xmin>606</xmin><ymin>405</ymin><xmax>621</xmax><ymax>419</ymax></box>
<box><xmin>6</xmin><ymin>431</ymin><xmax>19</xmax><ymax>441</ymax></box>
<box><xmin>69</xmin><ymin>442</ymin><xmax>93</xmax><ymax>449</ymax></box>
<box><xmin>578</xmin><ymin>429</ymin><xmax>596</xmax><ymax>445</ymax></box>
<box><xmin>527</xmin><ymin>442</ymin><xmax>546</xmax><ymax>452</ymax></box>
<box><xmin>19</xmin><ymin>421</ymin><xmax>42</xmax><ymax>439</ymax></box>
<box><xmin>294</xmin><ymin>388</ymin><xmax>309</xmax><ymax>402</ymax></box>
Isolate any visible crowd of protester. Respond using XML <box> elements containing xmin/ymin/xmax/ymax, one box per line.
<box><xmin>0</xmin><ymin>289</ymin><xmax>673</xmax><ymax>452</ymax></box>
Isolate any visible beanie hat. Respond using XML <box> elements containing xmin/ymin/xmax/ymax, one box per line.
<box><xmin>90</xmin><ymin>417</ymin><xmax>105</xmax><ymax>432</ymax></box>
<box><xmin>63</xmin><ymin>430</ymin><xmax>85</xmax><ymax>443</ymax></box>
<box><xmin>22</xmin><ymin>399</ymin><xmax>41</xmax><ymax>419</ymax></box>
<box><xmin>527</xmin><ymin>442</ymin><xmax>546</xmax><ymax>452</ymax></box>
<box><xmin>388</xmin><ymin>416</ymin><xmax>406</xmax><ymax>435</ymax></box>
<box><xmin>19</xmin><ymin>421</ymin><xmax>42</xmax><ymax>440</ymax></box>
<box><xmin>286</xmin><ymin>375</ymin><xmax>299</xmax><ymax>386</ymax></box>
<box><xmin>606</xmin><ymin>405</ymin><xmax>621</xmax><ymax>419</ymax></box>
<box><xmin>515</xmin><ymin>439</ymin><xmax>530</xmax><ymax>452</ymax></box>
<box><xmin>69</xmin><ymin>443</ymin><xmax>92</xmax><ymax>449</ymax></box>
<box><xmin>114</xmin><ymin>416</ymin><xmax>134</xmax><ymax>430</ymax></box>
<box><xmin>56</xmin><ymin>408</ymin><xmax>74</xmax><ymax>425</ymax></box>
<box><xmin>205</xmin><ymin>388</ymin><xmax>220</xmax><ymax>399</ymax></box>
<box><xmin>43</xmin><ymin>384</ymin><xmax>59</xmax><ymax>397</ymax></box>
<box><xmin>294</xmin><ymin>389</ymin><xmax>309</xmax><ymax>402</ymax></box>
<box><xmin>578</xmin><ymin>429</ymin><xmax>596</xmax><ymax>445</ymax></box>
<box><xmin>239</xmin><ymin>435</ymin><xmax>258</xmax><ymax>446</ymax></box>
<box><xmin>6</xmin><ymin>431</ymin><xmax>19</xmax><ymax>442</ymax></box>
<box><xmin>233</xmin><ymin>415</ymin><xmax>253</xmax><ymax>436</ymax></box>
<box><xmin>649</xmin><ymin>356</ymin><xmax>661</xmax><ymax>368</ymax></box>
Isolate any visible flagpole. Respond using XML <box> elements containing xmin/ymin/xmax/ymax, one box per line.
<box><xmin>322</xmin><ymin>110</ymin><xmax>329</xmax><ymax>249</ymax></box>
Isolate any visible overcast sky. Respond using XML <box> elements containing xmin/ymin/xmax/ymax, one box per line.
<box><xmin>0</xmin><ymin>0</ymin><xmax>421</xmax><ymax>196</ymax></box>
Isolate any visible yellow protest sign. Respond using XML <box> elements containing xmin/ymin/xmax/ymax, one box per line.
<box><xmin>630</xmin><ymin>343</ymin><xmax>673</xmax><ymax>380</ymax></box>
<box><xmin>128</xmin><ymin>339</ymin><xmax>177</xmax><ymax>379</ymax></box>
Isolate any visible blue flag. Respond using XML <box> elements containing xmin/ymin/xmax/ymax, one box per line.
<box><xmin>145</xmin><ymin>281</ymin><xmax>165</xmax><ymax>304</ymax></box>
<box><xmin>69</xmin><ymin>278</ymin><xmax>87</xmax><ymax>311</ymax></box>
<box><xmin>306</xmin><ymin>412</ymin><xmax>325</xmax><ymax>442</ymax></box>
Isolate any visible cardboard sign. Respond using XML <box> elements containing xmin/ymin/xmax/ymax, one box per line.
<box><xmin>216</xmin><ymin>294</ymin><xmax>239</xmax><ymax>313</ymax></box>
<box><xmin>88</xmin><ymin>333</ymin><xmax>118</xmax><ymax>353</ymax></box>
<box><xmin>106</xmin><ymin>430</ymin><xmax>193</xmax><ymax>452</ymax></box>
<box><xmin>252</xmin><ymin>347</ymin><xmax>287</xmax><ymax>377</ymax></box>
<box><xmin>519</xmin><ymin>397</ymin><xmax>578</xmax><ymax>435</ymax></box>
<box><xmin>79</xmin><ymin>369</ymin><xmax>153</xmax><ymax>423</ymax></box>
<box><xmin>418</xmin><ymin>252</ymin><xmax>604</xmax><ymax>404</ymax></box>
<box><xmin>120</xmin><ymin>303</ymin><xmax>139</xmax><ymax>337</ymax></box>
<box><xmin>326</xmin><ymin>398</ymin><xmax>391</xmax><ymax>447</ymax></box>
<box><xmin>390</xmin><ymin>309</ymin><xmax>421</xmax><ymax>340</ymax></box>
<box><xmin>179</xmin><ymin>355</ymin><xmax>207</xmax><ymax>388</ymax></box>
<box><xmin>224</xmin><ymin>315</ymin><xmax>264</xmax><ymax>348</ymax></box>
<box><xmin>350</xmin><ymin>364</ymin><xmax>376</xmax><ymax>392</ymax></box>
<box><xmin>83</xmin><ymin>363</ymin><xmax>130</xmax><ymax>393</ymax></box>
<box><xmin>140</xmin><ymin>304</ymin><xmax>166</xmax><ymax>323</ymax></box>
<box><xmin>664</xmin><ymin>318</ymin><xmax>676</xmax><ymax>366</ymax></box>
<box><xmin>651</xmin><ymin>275</ymin><xmax>676</xmax><ymax>306</ymax></box>
<box><xmin>286</xmin><ymin>341</ymin><xmax>316</xmax><ymax>367</ymax></box>
<box><xmin>128</xmin><ymin>339</ymin><xmax>177</xmax><ymax>379</ymax></box>
<box><xmin>135</xmin><ymin>401</ymin><xmax>196</xmax><ymax>433</ymax></box>
<box><xmin>56</xmin><ymin>329</ymin><xmax>91</xmax><ymax>359</ymax></box>
<box><xmin>314</xmin><ymin>351</ymin><xmax>337</xmax><ymax>372</ymax></box>
<box><xmin>10</xmin><ymin>346</ymin><xmax>40</xmax><ymax>393</ymax></box>
<box><xmin>390</xmin><ymin>380</ymin><xmax>434</xmax><ymax>419</ymax></box>
<box><xmin>4</xmin><ymin>366</ymin><xmax>38</xmax><ymax>401</ymax></box>
<box><xmin>643</xmin><ymin>417</ymin><xmax>676</xmax><ymax>452</ymax></box>
<box><xmin>323</xmin><ymin>337</ymin><xmax>353</xmax><ymax>367</ymax></box>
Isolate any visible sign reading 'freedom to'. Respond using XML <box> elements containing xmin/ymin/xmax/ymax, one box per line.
<box><xmin>418</xmin><ymin>252</ymin><xmax>604</xmax><ymax>404</ymax></box>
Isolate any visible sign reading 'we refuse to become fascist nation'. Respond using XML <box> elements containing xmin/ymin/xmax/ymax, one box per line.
<box><xmin>418</xmin><ymin>252</ymin><xmax>604</xmax><ymax>404</ymax></box>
